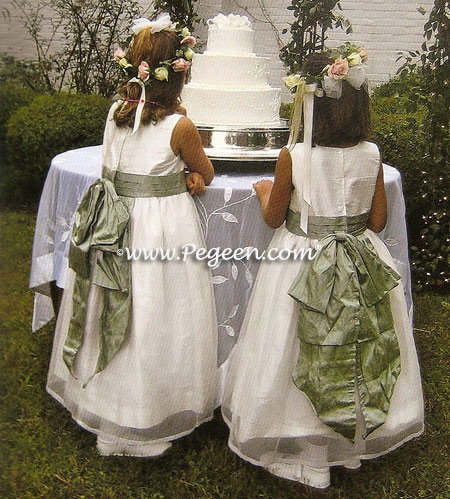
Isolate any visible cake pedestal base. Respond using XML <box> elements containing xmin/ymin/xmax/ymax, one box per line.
<box><xmin>198</xmin><ymin>120</ymin><xmax>289</xmax><ymax>168</ymax></box>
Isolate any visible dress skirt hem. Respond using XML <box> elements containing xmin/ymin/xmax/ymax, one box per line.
<box><xmin>221</xmin><ymin>408</ymin><xmax>423</xmax><ymax>471</ymax></box>
<box><xmin>47</xmin><ymin>379</ymin><xmax>216</xmax><ymax>444</ymax></box>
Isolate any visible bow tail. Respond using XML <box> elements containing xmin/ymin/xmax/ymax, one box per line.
<box><xmin>356</xmin><ymin>299</ymin><xmax>402</xmax><ymax>437</ymax></box>
<box><xmin>63</xmin><ymin>273</ymin><xmax>91</xmax><ymax>376</ymax></box>
<box><xmin>293</xmin><ymin>341</ymin><xmax>358</xmax><ymax>441</ymax></box>
<box><xmin>96</xmin><ymin>286</ymin><xmax>132</xmax><ymax>374</ymax></box>
<box><xmin>95</xmin><ymin>223</ymin><xmax>132</xmax><ymax>374</ymax></box>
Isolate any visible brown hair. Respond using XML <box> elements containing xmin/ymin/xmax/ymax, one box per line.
<box><xmin>302</xmin><ymin>53</ymin><xmax>371</xmax><ymax>147</ymax></box>
<box><xmin>114</xmin><ymin>29</ymin><xmax>185</xmax><ymax>127</ymax></box>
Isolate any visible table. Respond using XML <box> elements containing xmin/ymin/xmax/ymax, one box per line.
<box><xmin>30</xmin><ymin>145</ymin><xmax>413</xmax><ymax>365</ymax></box>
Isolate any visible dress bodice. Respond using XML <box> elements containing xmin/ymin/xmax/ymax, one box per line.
<box><xmin>289</xmin><ymin>141</ymin><xmax>380</xmax><ymax>218</ymax></box>
<box><xmin>102</xmin><ymin>102</ymin><xmax>186</xmax><ymax>176</ymax></box>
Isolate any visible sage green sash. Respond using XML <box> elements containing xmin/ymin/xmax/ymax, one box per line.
<box><xmin>286</xmin><ymin>209</ymin><xmax>369</xmax><ymax>238</ymax></box>
<box><xmin>286</xmin><ymin>210</ymin><xmax>402</xmax><ymax>441</ymax></box>
<box><xmin>64</xmin><ymin>169</ymin><xmax>187</xmax><ymax>380</ymax></box>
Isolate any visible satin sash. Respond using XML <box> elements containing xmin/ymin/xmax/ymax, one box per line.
<box><xmin>286</xmin><ymin>211</ymin><xmax>402</xmax><ymax>441</ymax></box>
<box><xmin>64</xmin><ymin>170</ymin><xmax>187</xmax><ymax>380</ymax></box>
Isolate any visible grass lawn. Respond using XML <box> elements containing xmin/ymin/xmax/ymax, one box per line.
<box><xmin>1</xmin><ymin>209</ymin><xmax>449</xmax><ymax>499</ymax></box>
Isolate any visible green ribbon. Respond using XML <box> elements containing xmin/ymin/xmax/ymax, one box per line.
<box><xmin>287</xmin><ymin>219</ymin><xmax>402</xmax><ymax>441</ymax></box>
<box><xmin>64</xmin><ymin>170</ymin><xmax>187</xmax><ymax>380</ymax></box>
<box><xmin>64</xmin><ymin>178</ymin><xmax>132</xmax><ymax>378</ymax></box>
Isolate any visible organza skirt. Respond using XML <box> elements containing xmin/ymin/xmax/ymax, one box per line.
<box><xmin>221</xmin><ymin>225</ymin><xmax>423</xmax><ymax>483</ymax></box>
<box><xmin>47</xmin><ymin>193</ymin><xmax>219</xmax><ymax>455</ymax></box>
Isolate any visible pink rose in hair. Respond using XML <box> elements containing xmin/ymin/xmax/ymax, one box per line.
<box><xmin>358</xmin><ymin>47</ymin><xmax>368</xmax><ymax>63</ymax></box>
<box><xmin>114</xmin><ymin>48</ymin><xmax>126</xmax><ymax>62</ymax></box>
<box><xmin>327</xmin><ymin>57</ymin><xmax>349</xmax><ymax>80</ymax></box>
<box><xmin>181</xmin><ymin>36</ymin><xmax>196</xmax><ymax>48</ymax></box>
<box><xmin>138</xmin><ymin>61</ymin><xmax>150</xmax><ymax>81</ymax></box>
<box><xmin>172</xmin><ymin>58</ymin><xmax>191</xmax><ymax>72</ymax></box>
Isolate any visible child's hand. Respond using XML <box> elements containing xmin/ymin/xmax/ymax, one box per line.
<box><xmin>253</xmin><ymin>179</ymin><xmax>273</xmax><ymax>200</ymax></box>
<box><xmin>186</xmin><ymin>172</ymin><xmax>206</xmax><ymax>195</ymax></box>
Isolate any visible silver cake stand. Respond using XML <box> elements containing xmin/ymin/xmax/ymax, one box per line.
<box><xmin>198</xmin><ymin>119</ymin><xmax>290</xmax><ymax>164</ymax></box>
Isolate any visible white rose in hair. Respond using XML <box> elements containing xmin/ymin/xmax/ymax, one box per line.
<box><xmin>154</xmin><ymin>67</ymin><xmax>169</xmax><ymax>81</ymax></box>
<box><xmin>283</xmin><ymin>74</ymin><xmax>302</xmax><ymax>89</ymax></box>
<box><xmin>184</xmin><ymin>48</ymin><xmax>195</xmax><ymax>60</ymax></box>
<box><xmin>347</xmin><ymin>52</ymin><xmax>362</xmax><ymax>67</ymax></box>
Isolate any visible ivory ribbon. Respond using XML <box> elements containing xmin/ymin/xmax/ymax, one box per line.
<box><xmin>288</xmin><ymin>81</ymin><xmax>321</xmax><ymax>234</ymax></box>
<box><xmin>128</xmin><ymin>77</ymin><xmax>147</xmax><ymax>135</ymax></box>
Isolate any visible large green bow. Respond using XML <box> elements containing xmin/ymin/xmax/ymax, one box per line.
<box><xmin>64</xmin><ymin>178</ymin><xmax>132</xmax><ymax>379</ymax></box>
<box><xmin>288</xmin><ymin>231</ymin><xmax>402</xmax><ymax>441</ymax></box>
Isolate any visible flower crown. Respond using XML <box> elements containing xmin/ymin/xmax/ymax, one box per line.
<box><xmin>113</xmin><ymin>13</ymin><xmax>196</xmax><ymax>86</ymax></box>
<box><xmin>284</xmin><ymin>43</ymin><xmax>368</xmax><ymax>99</ymax></box>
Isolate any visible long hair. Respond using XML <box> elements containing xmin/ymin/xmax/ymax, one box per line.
<box><xmin>114</xmin><ymin>29</ymin><xmax>185</xmax><ymax>127</ymax></box>
<box><xmin>303</xmin><ymin>53</ymin><xmax>371</xmax><ymax>147</ymax></box>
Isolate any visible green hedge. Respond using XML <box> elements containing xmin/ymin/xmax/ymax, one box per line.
<box><xmin>370</xmin><ymin>95</ymin><xmax>427</xmax><ymax>237</ymax></box>
<box><xmin>3</xmin><ymin>92</ymin><xmax>111</xmax><ymax>205</ymax></box>
<box><xmin>0</xmin><ymin>83</ymin><xmax>36</xmax><ymax>161</ymax></box>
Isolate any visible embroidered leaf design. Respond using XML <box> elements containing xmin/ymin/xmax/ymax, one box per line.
<box><xmin>209</xmin><ymin>260</ymin><xmax>222</xmax><ymax>271</ymax></box>
<box><xmin>221</xmin><ymin>212</ymin><xmax>238</xmax><ymax>223</ymax></box>
<box><xmin>228</xmin><ymin>304</ymin><xmax>239</xmax><ymax>319</ymax></box>
<box><xmin>225</xmin><ymin>325</ymin><xmax>235</xmax><ymax>337</ymax></box>
<box><xmin>245</xmin><ymin>268</ymin><xmax>253</xmax><ymax>287</ymax></box>
<box><xmin>212</xmin><ymin>275</ymin><xmax>228</xmax><ymax>285</ymax></box>
<box><xmin>231</xmin><ymin>262</ymin><xmax>238</xmax><ymax>280</ymax></box>
<box><xmin>224</xmin><ymin>186</ymin><xmax>233</xmax><ymax>202</ymax></box>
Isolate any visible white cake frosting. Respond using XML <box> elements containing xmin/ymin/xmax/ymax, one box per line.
<box><xmin>182</xmin><ymin>13</ymin><xmax>281</xmax><ymax>127</ymax></box>
<box><xmin>206</xmin><ymin>13</ymin><xmax>254</xmax><ymax>55</ymax></box>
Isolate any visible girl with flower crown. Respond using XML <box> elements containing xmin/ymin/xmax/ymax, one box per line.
<box><xmin>46</xmin><ymin>14</ymin><xmax>219</xmax><ymax>457</ymax></box>
<box><xmin>221</xmin><ymin>50</ymin><xmax>424</xmax><ymax>489</ymax></box>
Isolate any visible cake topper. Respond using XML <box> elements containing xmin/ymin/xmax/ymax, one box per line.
<box><xmin>207</xmin><ymin>13</ymin><xmax>252</xmax><ymax>29</ymax></box>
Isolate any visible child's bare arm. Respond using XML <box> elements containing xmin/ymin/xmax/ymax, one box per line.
<box><xmin>367</xmin><ymin>161</ymin><xmax>387</xmax><ymax>233</ymax></box>
<box><xmin>254</xmin><ymin>147</ymin><xmax>293</xmax><ymax>229</ymax></box>
<box><xmin>171</xmin><ymin>117</ymin><xmax>214</xmax><ymax>185</ymax></box>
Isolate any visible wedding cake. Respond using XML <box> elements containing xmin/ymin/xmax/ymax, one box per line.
<box><xmin>182</xmin><ymin>14</ymin><xmax>281</xmax><ymax>127</ymax></box>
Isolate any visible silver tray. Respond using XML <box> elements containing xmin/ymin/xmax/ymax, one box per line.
<box><xmin>198</xmin><ymin>119</ymin><xmax>290</xmax><ymax>162</ymax></box>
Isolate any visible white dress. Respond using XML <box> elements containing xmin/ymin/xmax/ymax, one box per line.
<box><xmin>221</xmin><ymin>141</ymin><xmax>424</xmax><ymax>486</ymax></box>
<box><xmin>47</xmin><ymin>104</ymin><xmax>219</xmax><ymax>456</ymax></box>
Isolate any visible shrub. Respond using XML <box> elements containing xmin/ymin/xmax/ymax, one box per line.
<box><xmin>371</xmin><ymin>71</ymin><xmax>449</xmax><ymax>290</ymax></box>
<box><xmin>3</xmin><ymin>92</ymin><xmax>111</xmax><ymax>206</ymax></box>
<box><xmin>0</xmin><ymin>82</ymin><xmax>36</xmax><ymax>150</ymax></box>
<box><xmin>370</xmin><ymin>94</ymin><xmax>428</xmax><ymax>237</ymax></box>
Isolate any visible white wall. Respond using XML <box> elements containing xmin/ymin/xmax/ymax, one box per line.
<box><xmin>0</xmin><ymin>0</ymin><xmax>435</xmax><ymax>95</ymax></box>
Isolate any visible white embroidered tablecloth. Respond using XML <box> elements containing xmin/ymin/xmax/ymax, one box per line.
<box><xmin>30</xmin><ymin>145</ymin><xmax>412</xmax><ymax>364</ymax></box>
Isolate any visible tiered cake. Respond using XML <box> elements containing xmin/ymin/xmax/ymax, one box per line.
<box><xmin>182</xmin><ymin>14</ymin><xmax>281</xmax><ymax>127</ymax></box>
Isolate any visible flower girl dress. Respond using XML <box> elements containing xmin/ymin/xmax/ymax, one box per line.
<box><xmin>47</xmin><ymin>103</ymin><xmax>218</xmax><ymax>456</ymax></box>
<box><xmin>222</xmin><ymin>141</ymin><xmax>424</xmax><ymax>487</ymax></box>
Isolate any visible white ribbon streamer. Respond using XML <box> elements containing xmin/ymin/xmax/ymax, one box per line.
<box><xmin>299</xmin><ymin>84</ymin><xmax>316</xmax><ymax>234</ymax></box>
<box><xmin>128</xmin><ymin>78</ymin><xmax>146</xmax><ymax>135</ymax></box>
<box><xmin>287</xmin><ymin>82</ymin><xmax>320</xmax><ymax>234</ymax></box>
